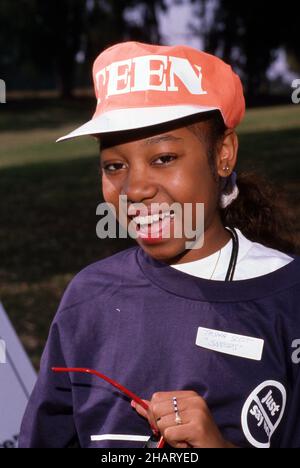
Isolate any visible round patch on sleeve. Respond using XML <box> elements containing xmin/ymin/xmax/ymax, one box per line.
<box><xmin>241</xmin><ymin>381</ymin><xmax>287</xmax><ymax>448</ymax></box>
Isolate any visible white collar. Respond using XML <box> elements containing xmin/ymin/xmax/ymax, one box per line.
<box><xmin>171</xmin><ymin>228</ymin><xmax>253</xmax><ymax>279</ymax></box>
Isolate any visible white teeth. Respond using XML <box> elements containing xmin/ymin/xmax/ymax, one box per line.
<box><xmin>161</xmin><ymin>212</ymin><xmax>175</xmax><ymax>220</ymax></box>
<box><xmin>131</xmin><ymin>211</ymin><xmax>175</xmax><ymax>226</ymax></box>
<box><xmin>135</xmin><ymin>214</ymin><xmax>160</xmax><ymax>226</ymax></box>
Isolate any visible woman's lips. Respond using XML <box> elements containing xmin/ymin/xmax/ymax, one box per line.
<box><xmin>136</xmin><ymin>216</ymin><xmax>174</xmax><ymax>242</ymax></box>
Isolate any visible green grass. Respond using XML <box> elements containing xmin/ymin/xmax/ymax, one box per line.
<box><xmin>0</xmin><ymin>99</ymin><xmax>300</xmax><ymax>368</ymax></box>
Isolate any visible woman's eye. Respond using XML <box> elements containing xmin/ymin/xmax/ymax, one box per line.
<box><xmin>103</xmin><ymin>163</ymin><xmax>125</xmax><ymax>173</ymax></box>
<box><xmin>103</xmin><ymin>155</ymin><xmax>176</xmax><ymax>173</ymax></box>
<box><xmin>153</xmin><ymin>155</ymin><xmax>177</xmax><ymax>165</ymax></box>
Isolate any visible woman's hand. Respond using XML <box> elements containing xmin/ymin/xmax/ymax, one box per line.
<box><xmin>131</xmin><ymin>390</ymin><xmax>235</xmax><ymax>448</ymax></box>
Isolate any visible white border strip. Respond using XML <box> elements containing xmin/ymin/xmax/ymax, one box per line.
<box><xmin>91</xmin><ymin>434</ymin><xmax>149</xmax><ymax>442</ymax></box>
<box><xmin>0</xmin><ymin>338</ymin><xmax>6</xmax><ymax>363</ymax></box>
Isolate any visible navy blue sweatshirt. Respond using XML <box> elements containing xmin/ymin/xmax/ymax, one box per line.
<box><xmin>19</xmin><ymin>246</ymin><xmax>300</xmax><ymax>448</ymax></box>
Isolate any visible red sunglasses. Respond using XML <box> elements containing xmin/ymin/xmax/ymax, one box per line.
<box><xmin>51</xmin><ymin>367</ymin><xmax>165</xmax><ymax>448</ymax></box>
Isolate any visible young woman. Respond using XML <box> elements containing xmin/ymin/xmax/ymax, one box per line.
<box><xmin>19</xmin><ymin>42</ymin><xmax>300</xmax><ymax>449</ymax></box>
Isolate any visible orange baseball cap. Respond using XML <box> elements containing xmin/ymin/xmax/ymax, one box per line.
<box><xmin>57</xmin><ymin>41</ymin><xmax>245</xmax><ymax>142</ymax></box>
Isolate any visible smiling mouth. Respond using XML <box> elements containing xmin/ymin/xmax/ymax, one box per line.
<box><xmin>128</xmin><ymin>210</ymin><xmax>175</xmax><ymax>229</ymax></box>
<box><xmin>127</xmin><ymin>210</ymin><xmax>175</xmax><ymax>240</ymax></box>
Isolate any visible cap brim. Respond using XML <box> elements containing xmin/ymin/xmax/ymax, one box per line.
<box><xmin>56</xmin><ymin>105</ymin><xmax>220</xmax><ymax>142</ymax></box>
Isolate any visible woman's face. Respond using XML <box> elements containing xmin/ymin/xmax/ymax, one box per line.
<box><xmin>100</xmin><ymin>121</ymin><xmax>231</xmax><ymax>264</ymax></box>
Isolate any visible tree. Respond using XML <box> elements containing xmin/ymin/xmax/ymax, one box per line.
<box><xmin>84</xmin><ymin>0</ymin><xmax>167</xmax><ymax>78</ymax></box>
<box><xmin>187</xmin><ymin>0</ymin><xmax>299</xmax><ymax>99</ymax></box>
<box><xmin>0</xmin><ymin>0</ymin><xmax>167</xmax><ymax>98</ymax></box>
<box><xmin>0</xmin><ymin>0</ymin><xmax>38</xmax><ymax>88</ymax></box>
<box><xmin>33</xmin><ymin>0</ymin><xmax>87</xmax><ymax>98</ymax></box>
<box><xmin>280</xmin><ymin>3</ymin><xmax>300</xmax><ymax>74</ymax></box>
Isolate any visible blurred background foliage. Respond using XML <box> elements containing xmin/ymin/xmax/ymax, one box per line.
<box><xmin>188</xmin><ymin>0</ymin><xmax>300</xmax><ymax>99</ymax></box>
<box><xmin>0</xmin><ymin>0</ymin><xmax>299</xmax><ymax>99</ymax></box>
<box><xmin>0</xmin><ymin>0</ymin><xmax>167</xmax><ymax>97</ymax></box>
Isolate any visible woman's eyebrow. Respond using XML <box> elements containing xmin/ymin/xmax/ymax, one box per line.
<box><xmin>143</xmin><ymin>134</ymin><xmax>183</xmax><ymax>146</ymax></box>
<box><xmin>99</xmin><ymin>134</ymin><xmax>183</xmax><ymax>158</ymax></box>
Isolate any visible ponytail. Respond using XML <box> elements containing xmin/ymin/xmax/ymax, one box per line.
<box><xmin>220</xmin><ymin>171</ymin><xmax>298</xmax><ymax>255</ymax></box>
<box><xmin>188</xmin><ymin>110</ymin><xmax>298</xmax><ymax>255</ymax></box>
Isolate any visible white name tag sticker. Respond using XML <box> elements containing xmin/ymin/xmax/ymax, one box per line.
<box><xmin>196</xmin><ymin>327</ymin><xmax>264</xmax><ymax>361</ymax></box>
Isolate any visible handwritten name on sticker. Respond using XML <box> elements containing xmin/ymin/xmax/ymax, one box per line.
<box><xmin>196</xmin><ymin>327</ymin><xmax>264</xmax><ymax>361</ymax></box>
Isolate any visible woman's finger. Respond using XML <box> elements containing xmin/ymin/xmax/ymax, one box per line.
<box><xmin>131</xmin><ymin>399</ymin><xmax>149</xmax><ymax>418</ymax></box>
<box><xmin>131</xmin><ymin>399</ymin><xmax>160</xmax><ymax>435</ymax></box>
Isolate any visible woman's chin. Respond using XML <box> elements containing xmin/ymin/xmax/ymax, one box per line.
<box><xmin>138</xmin><ymin>238</ymin><xmax>187</xmax><ymax>264</ymax></box>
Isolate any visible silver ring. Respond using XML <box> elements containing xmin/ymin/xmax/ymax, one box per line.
<box><xmin>172</xmin><ymin>396</ymin><xmax>182</xmax><ymax>425</ymax></box>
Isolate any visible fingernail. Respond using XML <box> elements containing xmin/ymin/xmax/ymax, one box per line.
<box><xmin>150</xmin><ymin>426</ymin><xmax>159</xmax><ymax>437</ymax></box>
<box><xmin>131</xmin><ymin>400</ymin><xmax>136</xmax><ymax>408</ymax></box>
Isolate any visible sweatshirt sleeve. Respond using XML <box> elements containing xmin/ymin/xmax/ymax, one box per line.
<box><xmin>18</xmin><ymin>319</ymin><xmax>77</xmax><ymax>448</ymax></box>
<box><xmin>279</xmin><ymin>350</ymin><xmax>300</xmax><ymax>448</ymax></box>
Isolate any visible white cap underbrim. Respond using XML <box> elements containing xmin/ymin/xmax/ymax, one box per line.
<box><xmin>56</xmin><ymin>105</ymin><xmax>220</xmax><ymax>142</ymax></box>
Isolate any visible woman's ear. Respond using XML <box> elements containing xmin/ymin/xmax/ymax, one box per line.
<box><xmin>217</xmin><ymin>130</ymin><xmax>239</xmax><ymax>177</ymax></box>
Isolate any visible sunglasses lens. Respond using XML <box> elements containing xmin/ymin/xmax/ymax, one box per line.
<box><xmin>143</xmin><ymin>433</ymin><xmax>160</xmax><ymax>448</ymax></box>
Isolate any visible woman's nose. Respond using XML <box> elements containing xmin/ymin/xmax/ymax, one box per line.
<box><xmin>122</xmin><ymin>167</ymin><xmax>157</xmax><ymax>203</ymax></box>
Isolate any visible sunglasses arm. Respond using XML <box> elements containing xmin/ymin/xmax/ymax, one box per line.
<box><xmin>51</xmin><ymin>367</ymin><xmax>165</xmax><ymax>448</ymax></box>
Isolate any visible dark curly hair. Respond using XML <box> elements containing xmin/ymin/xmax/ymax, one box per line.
<box><xmin>188</xmin><ymin>111</ymin><xmax>298</xmax><ymax>255</ymax></box>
